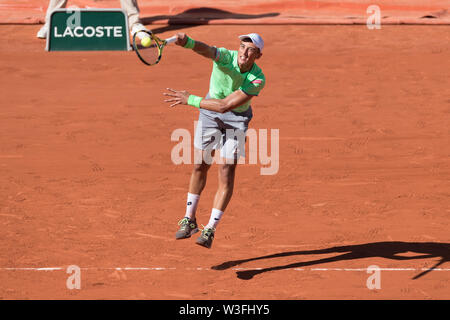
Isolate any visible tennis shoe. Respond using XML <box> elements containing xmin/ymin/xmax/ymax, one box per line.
<box><xmin>195</xmin><ymin>226</ymin><xmax>215</xmax><ymax>249</ymax></box>
<box><xmin>175</xmin><ymin>217</ymin><xmax>199</xmax><ymax>239</ymax></box>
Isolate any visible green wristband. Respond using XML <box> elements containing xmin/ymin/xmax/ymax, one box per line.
<box><xmin>183</xmin><ymin>36</ymin><xmax>195</xmax><ymax>49</ymax></box>
<box><xmin>187</xmin><ymin>95</ymin><xmax>203</xmax><ymax>108</ymax></box>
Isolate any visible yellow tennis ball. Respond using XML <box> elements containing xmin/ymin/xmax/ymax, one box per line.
<box><xmin>141</xmin><ymin>37</ymin><xmax>152</xmax><ymax>47</ymax></box>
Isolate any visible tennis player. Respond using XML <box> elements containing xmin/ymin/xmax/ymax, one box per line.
<box><xmin>163</xmin><ymin>32</ymin><xmax>266</xmax><ymax>248</ymax></box>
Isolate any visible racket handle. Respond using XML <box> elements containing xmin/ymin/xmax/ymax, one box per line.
<box><xmin>165</xmin><ymin>36</ymin><xmax>178</xmax><ymax>45</ymax></box>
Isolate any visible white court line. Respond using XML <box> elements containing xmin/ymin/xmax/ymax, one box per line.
<box><xmin>1</xmin><ymin>267</ymin><xmax>450</xmax><ymax>272</ymax></box>
<box><xmin>280</xmin><ymin>137</ymin><xmax>345</xmax><ymax>141</ymax></box>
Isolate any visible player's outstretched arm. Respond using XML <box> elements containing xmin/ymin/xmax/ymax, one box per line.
<box><xmin>174</xmin><ymin>33</ymin><xmax>217</xmax><ymax>60</ymax></box>
<box><xmin>164</xmin><ymin>88</ymin><xmax>253</xmax><ymax>114</ymax></box>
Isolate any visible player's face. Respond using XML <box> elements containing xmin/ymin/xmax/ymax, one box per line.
<box><xmin>238</xmin><ymin>41</ymin><xmax>261</xmax><ymax>67</ymax></box>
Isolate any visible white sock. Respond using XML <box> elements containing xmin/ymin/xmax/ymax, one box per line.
<box><xmin>185</xmin><ymin>193</ymin><xmax>200</xmax><ymax>220</ymax></box>
<box><xmin>206</xmin><ymin>208</ymin><xmax>224</xmax><ymax>229</ymax></box>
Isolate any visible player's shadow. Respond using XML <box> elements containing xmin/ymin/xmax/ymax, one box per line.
<box><xmin>141</xmin><ymin>7</ymin><xmax>279</xmax><ymax>34</ymax></box>
<box><xmin>211</xmin><ymin>241</ymin><xmax>450</xmax><ymax>280</ymax></box>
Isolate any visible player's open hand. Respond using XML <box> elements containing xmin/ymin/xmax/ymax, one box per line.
<box><xmin>163</xmin><ymin>88</ymin><xmax>190</xmax><ymax>107</ymax></box>
<box><xmin>174</xmin><ymin>33</ymin><xmax>188</xmax><ymax>47</ymax></box>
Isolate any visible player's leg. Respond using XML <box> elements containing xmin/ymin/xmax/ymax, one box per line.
<box><xmin>185</xmin><ymin>148</ymin><xmax>214</xmax><ymax>221</ymax></box>
<box><xmin>211</xmin><ymin>125</ymin><xmax>246</xmax><ymax>217</ymax></box>
<box><xmin>37</xmin><ymin>0</ymin><xmax>68</xmax><ymax>39</ymax></box>
<box><xmin>120</xmin><ymin>0</ymin><xmax>151</xmax><ymax>39</ymax></box>
<box><xmin>175</xmin><ymin>149</ymin><xmax>215</xmax><ymax>240</ymax></box>
<box><xmin>196</xmin><ymin>133</ymin><xmax>241</xmax><ymax>249</ymax></box>
<box><xmin>188</xmin><ymin>148</ymin><xmax>214</xmax><ymax>196</ymax></box>
<box><xmin>176</xmin><ymin>113</ymin><xmax>221</xmax><ymax>240</ymax></box>
<box><xmin>212</xmin><ymin>162</ymin><xmax>237</xmax><ymax>213</ymax></box>
<box><xmin>195</xmin><ymin>160</ymin><xmax>237</xmax><ymax>248</ymax></box>
<box><xmin>196</xmin><ymin>109</ymin><xmax>251</xmax><ymax>248</ymax></box>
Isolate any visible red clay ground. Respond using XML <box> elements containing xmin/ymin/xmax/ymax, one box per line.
<box><xmin>1</xmin><ymin>0</ymin><xmax>450</xmax><ymax>24</ymax></box>
<box><xmin>0</xmin><ymin>24</ymin><xmax>449</xmax><ymax>299</ymax></box>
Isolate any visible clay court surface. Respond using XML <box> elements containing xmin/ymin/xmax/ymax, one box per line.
<box><xmin>0</xmin><ymin>24</ymin><xmax>449</xmax><ymax>299</ymax></box>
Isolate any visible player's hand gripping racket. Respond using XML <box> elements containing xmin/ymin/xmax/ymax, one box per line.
<box><xmin>132</xmin><ymin>30</ymin><xmax>177</xmax><ymax>66</ymax></box>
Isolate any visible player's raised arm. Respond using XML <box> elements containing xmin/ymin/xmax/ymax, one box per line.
<box><xmin>174</xmin><ymin>33</ymin><xmax>217</xmax><ymax>60</ymax></box>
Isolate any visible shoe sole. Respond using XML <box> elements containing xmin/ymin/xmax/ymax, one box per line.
<box><xmin>195</xmin><ymin>239</ymin><xmax>212</xmax><ymax>249</ymax></box>
<box><xmin>175</xmin><ymin>227</ymin><xmax>198</xmax><ymax>240</ymax></box>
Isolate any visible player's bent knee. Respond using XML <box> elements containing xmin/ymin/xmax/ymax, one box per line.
<box><xmin>219</xmin><ymin>163</ymin><xmax>237</xmax><ymax>178</ymax></box>
<box><xmin>193</xmin><ymin>162</ymin><xmax>211</xmax><ymax>173</ymax></box>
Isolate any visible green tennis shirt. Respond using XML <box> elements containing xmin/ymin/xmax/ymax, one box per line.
<box><xmin>209</xmin><ymin>47</ymin><xmax>266</xmax><ymax>113</ymax></box>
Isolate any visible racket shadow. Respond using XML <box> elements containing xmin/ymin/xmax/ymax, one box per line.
<box><xmin>211</xmin><ymin>241</ymin><xmax>450</xmax><ymax>280</ymax></box>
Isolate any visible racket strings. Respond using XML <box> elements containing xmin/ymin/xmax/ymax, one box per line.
<box><xmin>134</xmin><ymin>32</ymin><xmax>162</xmax><ymax>65</ymax></box>
<box><xmin>139</xmin><ymin>43</ymin><xmax>160</xmax><ymax>65</ymax></box>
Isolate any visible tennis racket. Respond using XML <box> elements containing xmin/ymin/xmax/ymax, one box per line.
<box><xmin>132</xmin><ymin>30</ymin><xmax>177</xmax><ymax>66</ymax></box>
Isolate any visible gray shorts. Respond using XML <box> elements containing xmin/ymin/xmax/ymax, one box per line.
<box><xmin>194</xmin><ymin>101</ymin><xmax>253</xmax><ymax>160</ymax></box>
